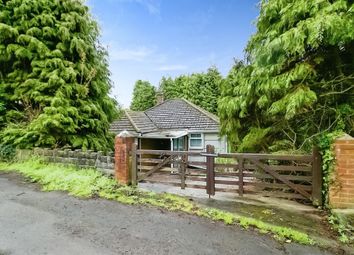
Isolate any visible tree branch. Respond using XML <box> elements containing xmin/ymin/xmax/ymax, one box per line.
<box><xmin>320</xmin><ymin>85</ymin><xmax>354</xmax><ymax>97</ymax></box>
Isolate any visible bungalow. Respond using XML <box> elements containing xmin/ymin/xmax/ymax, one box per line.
<box><xmin>110</xmin><ymin>98</ymin><xmax>228</xmax><ymax>157</ymax></box>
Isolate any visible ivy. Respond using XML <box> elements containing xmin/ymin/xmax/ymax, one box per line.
<box><xmin>317</xmin><ymin>131</ymin><xmax>344</xmax><ymax>207</ymax></box>
<box><xmin>328</xmin><ymin>211</ymin><xmax>354</xmax><ymax>244</ymax></box>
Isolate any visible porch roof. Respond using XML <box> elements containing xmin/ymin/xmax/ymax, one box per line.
<box><xmin>140</xmin><ymin>130</ymin><xmax>188</xmax><ymax>139</ymax></box>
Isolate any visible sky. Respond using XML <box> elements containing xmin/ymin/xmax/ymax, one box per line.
<box><xmin>86</xmin><ymin>0</ymin><xmax>260</xmax><ymax>107</ymax></box>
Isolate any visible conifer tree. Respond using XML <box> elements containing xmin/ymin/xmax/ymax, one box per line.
<box><xmin>199</xmin><ymin>67</ymin><xmax>222</xmax><ymax>113</ymax></box>
<box><xmin>130</xmin><ymin>80</ymin><xmax>156</xmax><ymax>111</ymax></box>
<box><xmin>159</xmin><ymin>76</ymin><xmax>178</xmax><ymax>99</ymax></box>
<box><xmin>158</xmin><ymin>67</ymin><xmax>222</xmax><ymax>114</ymax></box>
<box><xmin>219</xmin><ymin>0</ymin><xmax>354</xmax><ymax>152</ymax></box>
<box><xmin>0</xmin><ymin>0</ymin><xmax>118</xmax><ymax>150</ymax></box>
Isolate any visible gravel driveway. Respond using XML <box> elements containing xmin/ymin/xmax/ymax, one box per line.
<box><xmin>0</xmin><ymin>172</ymin><xmax>333</xmax><ymax>255</ymax></box>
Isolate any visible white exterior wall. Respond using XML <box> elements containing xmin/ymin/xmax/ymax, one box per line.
<box><xmin>203</xmin><ymin>133</ymin><xmax>227</xmax><ymax>153</ymax></box>
<box><xmin>188</xmin><ymin>132</ymin><xmax>227</xmax><ymax>163</ymax></box>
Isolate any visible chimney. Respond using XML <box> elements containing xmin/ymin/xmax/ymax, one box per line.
<box><xmin>156</xmin><ymin>91</ymin><xmax>164</xmax><ymax>105</ymax></box>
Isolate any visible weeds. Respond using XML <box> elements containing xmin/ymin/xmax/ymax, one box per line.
<box><xmin>328</xmin><ymin>211</ymin><xmax>354</xmax><ymax>245</ymax></box>
<box><xmin>0</xmin><ymin>158</ymin><xmax>314</xmax><ymax>245</ymax></box>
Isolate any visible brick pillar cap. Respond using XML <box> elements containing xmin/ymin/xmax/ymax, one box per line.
<box><xmin>116</xmin><ymin>130</ymin><xmax>136</xmax><ymax>138</ymax></box>
<box><xmin>336</xmin><ymin>134</ymin><xmax>354</xmax><ymax>141</ymax></box>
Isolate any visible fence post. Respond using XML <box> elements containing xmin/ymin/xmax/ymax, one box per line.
<box><xmin>206</xmin><ymin>145</ymin><xmax>215</xmax><ymax>197</ymax></box>
<box><xmin>180</xmin><ymin>154</ymin><xmax>187</xmax><ymax>189</ymax></box>
<box><xmin>312</xmin><ymin>147</ymin><xmax>323</xmax><ymax>206</ymax></box>
<box><xmin>238</xmin><ymin>157</ymin><xmax>244</xmax><ymax>197</ymax></box>
<box><xmin>131</xmin><ymin>143</ymin><xmax>137</xmax><ymax>186</ymax></box>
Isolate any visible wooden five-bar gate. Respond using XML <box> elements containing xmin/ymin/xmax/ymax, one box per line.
<box><xmin>131</xmin><ymin>144</ymin><xmax>322</xmax><ymax>205</ymax></box>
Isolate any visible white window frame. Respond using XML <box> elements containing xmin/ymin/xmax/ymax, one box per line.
<box><xmin>188</xmin><ymin>133</ymin><xmax>204</xmax><ymax>149</ymax></box>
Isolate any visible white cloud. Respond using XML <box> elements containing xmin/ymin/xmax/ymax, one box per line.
<box><xmin>105</xmin><ymin>43</ymin><xmax>167</xmax><ymax>64</ymax></box>
<box><xmin>140</xmin><ymin>0</ymin><xmax>160</xmax><ymax>15</ymax></box>
<box><xmin>158</xmin><ymin>65</ymin><xmax>188</xmax><ymax>71</ymax></box>
<box><xmin>109</xmin><ymin>46</ymin><xmax>154</xmax><ymax>61</ymax></box>
<box><xmin>111</xmin><ymin>0</ymin><xmax>160</xmax><ymax>15</ymax></box>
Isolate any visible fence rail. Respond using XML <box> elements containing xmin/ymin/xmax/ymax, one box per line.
<box><xmin>133</xmin><ymin>145</ymin><xmax>322</xmax><ymax>205</ymax></box>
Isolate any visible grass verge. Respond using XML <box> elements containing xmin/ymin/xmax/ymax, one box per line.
<box><xmin>0</xmin><ymin>158</ymin><xmax>314</xmax><ymax>245</ymax></box>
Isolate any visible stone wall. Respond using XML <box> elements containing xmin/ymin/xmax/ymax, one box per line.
<box><xmin>329</xmin><ymin>134</ymin><xmax>354</xmax><ymax>209</ymax></box>
<box><xmin>21</xmin><ymin>148</ymin><xmax>115</xmax><ymax>176</ymax></box>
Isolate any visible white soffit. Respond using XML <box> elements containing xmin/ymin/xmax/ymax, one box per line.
<box><xmin>142</xmin><ymin>130</ymin><xmax>188</xmax><ymax>139</ymax></box>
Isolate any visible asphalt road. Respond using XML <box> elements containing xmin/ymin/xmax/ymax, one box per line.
<box><xmin>0</xmin><ymin>172</ymin><xmax>333</xmax><ymax>255</ymax></box>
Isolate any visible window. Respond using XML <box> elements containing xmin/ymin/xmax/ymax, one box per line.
<box><xmin>189</xmin><ymin>133</ymin><xmax>203</xmax><ymax>149</ymax></box>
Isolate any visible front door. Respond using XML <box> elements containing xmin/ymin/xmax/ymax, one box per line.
<box><xmin>171</xmin><ymin>136</ymin><xmax>187</xmax><ymax>171</ymax></box>
<box><xmin>172</xmin><ymin>136</ymin><xmax>186</xmax><ymax>151</ymax></box>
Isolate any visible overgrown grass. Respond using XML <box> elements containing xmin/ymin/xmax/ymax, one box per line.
<box><xmin>0</xmin><ymin>158</ymin><xmax>314</xmax><ymax>245</ymax></box>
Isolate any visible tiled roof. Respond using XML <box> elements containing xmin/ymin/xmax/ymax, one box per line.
<box><xmin>110</xmin><ymin>99</ymin><xmax>219</xmax><ymax>134</ymax></box>
<box><xmin>126</xmin><ymin>110</ymin><xmax>158</xmax><ymax>133</ymax></box>
<box><xmin>110</xmin><ymin>114</ymin><xmax>136</xmax><ymax>133</ymax></box>
<box><xmin>145</xmin><ymin>99</ymin><xmax>219</xmax><ymax>131</ymax></box>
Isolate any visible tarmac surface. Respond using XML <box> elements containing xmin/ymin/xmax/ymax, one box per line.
<box><xmin>0</xmin><ymin>172</ymin><xmax>333</xmax><ymax>255</ymax></box>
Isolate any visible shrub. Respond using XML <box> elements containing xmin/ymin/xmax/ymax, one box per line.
<box><xmin>0</xmin><ymin>144</ymin><xmax>16</xmax><ymax>162</ymax></box>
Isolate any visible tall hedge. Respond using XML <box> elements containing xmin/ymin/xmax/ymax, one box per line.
<box><xmin>0</xmin><ymin>0</ymin><xmax>118</xmax><ymax>150</ymax></box>
<box><xmin>219</xmin><ymin>0</ymin><xmax>354</xmax><ymax>152</ymax></box>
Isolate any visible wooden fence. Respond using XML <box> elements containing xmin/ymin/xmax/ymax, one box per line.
<box><xmin>132</xmin><ymin>145</ymin><xmax>322</xmax><ymax>205</ymax></box>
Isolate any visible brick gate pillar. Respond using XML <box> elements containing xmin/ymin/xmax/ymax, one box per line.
<box><xmin>329</xmin><ymin>134</ymin><xmax>354</xmax><ymax>209</ymax></box>
<box><xmin>114</xmin><ymin>136</ymin><xmax>134</xmax><ymax>185</ymax></box>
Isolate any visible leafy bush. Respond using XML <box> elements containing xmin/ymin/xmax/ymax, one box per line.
<box><xmin>0</xmin><ymin>144</ymin><xmax>16</xmax><ymax>162</ymax></box>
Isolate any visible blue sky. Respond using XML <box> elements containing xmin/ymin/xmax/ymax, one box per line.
<box><xmin>86</xmin><ymin>0</ymin><xmax>260</xmax><ymax>107</ymax></box>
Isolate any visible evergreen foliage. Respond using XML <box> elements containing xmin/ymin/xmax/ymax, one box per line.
<box><xmin>159</xmin><ymin>67</ymin><xmax>222</xmax><ymax>114</ymax></box>
<box><xmin>219</xmin><ymin>0</ymin><xmax>354</xmax><ymax>152</ymax></box>
<box><xmin>0</xmin><ymin>0</ymin><xmax>118</xmax><ymax>150</ymax></box>
<box><xmin>130</xmin><ymin>80</ymin><xmax>156</xmax><ymax>111</ymax></box>
<box><xmin>159</xmin><ymin>76</ymin><xmax>178</xmax><ymax>99</ymax></box>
